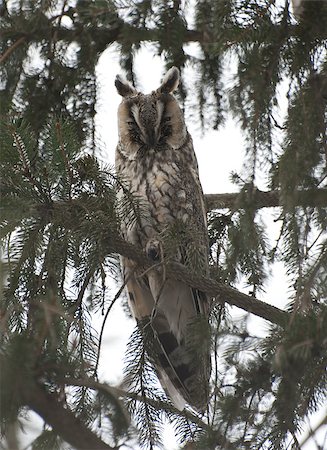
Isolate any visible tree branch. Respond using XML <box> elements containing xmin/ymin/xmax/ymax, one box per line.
<box><xmin>299</xmin><ymin>413</ymin><xmax>327</xmax><ymax>448</ymax></box>
<box><xmin>104</xmin><ymin>236</ymin><xmax>289</xmax><ymax>327</ymax></box>
<box><xmin>22</xmin><ymin>382</ymin><xmax>114</xmax><ymax>450</ymax></box>
<box><xmin>0</xmin><ymin>36</ymin><xmax>26</xmax><ymax>63</ymax></box>
<box><xmin>1</xmin><ymin>19</ymin><xmax>304</xmax><ymax>59</ymax></box>
<box><xmin>32</xmin><ymin>198</ymin><xmax>290</xmax><ymax>326</ymax></box>
<box><xmin>205</xmin><ymin>189</ymin><xmax>327</xmax><ymax>211</ymax></box>
<box><xmin>27</xmin><ymin>199</ymin><xmax>290</xmax><ymax>326</ymax></box>
<box><xmin>63</xmin><ymin>377</ymin><xmax>211</xmax><ymax>433</ymax></box>
<box><xmin>169</xmin><ymin>262</ymin><xmax>289</xmax><ymax>327</ymax></box>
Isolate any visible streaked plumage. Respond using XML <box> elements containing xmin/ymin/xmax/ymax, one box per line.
<box><xmin>291</xmin><ymin>0</ymin><xmax>304</xmax><ymax>19</ymax></box>
<box><xmin>115</xmin><ymin>67</ymin><xmax>211</xmax><ymax>410</ymax></box>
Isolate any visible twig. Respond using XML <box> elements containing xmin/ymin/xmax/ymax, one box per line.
<box><xmin>0</xmin><ymin>36</ymin><xmax>26</xmax><ymax>64</ymax></box>
<box><xmin>136</xmin><ymin>259</ymin><xmax>166</xmax><ymax>279</ymax></box>
<box><xmin>63</xmin><ymin>377</ymin><xmax>212</xmax><ymax>432</ymax></box>
<box><xmin>242</xmin><ymin>391</ymin><xmax>256</xmax><ymax>443</ymax></box>
<box><xmin>56</xmin><ymin>121</ymin><xmax>73</xmax><ymax>200</ymax></box>
<box><xmin>299</xmin><ymin>414</ymin><xmax>327</xmax><ymax>448</ymax></box>
<box><xmin>71</xmin><ymin>271</ymin><xmax>94</xmax><ymax>314</ymax></box>
<box><xmin>94</xmin><ymin>273</ymin><xmax>133</xmax><ymax>376</ymax></box>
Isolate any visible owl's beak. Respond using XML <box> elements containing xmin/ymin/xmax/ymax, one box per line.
<box><xmin>145</xmin><ymin>128</ymin><xmax>157</xmax><ymax>147</ymax></box>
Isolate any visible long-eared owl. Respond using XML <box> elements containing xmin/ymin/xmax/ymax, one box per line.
<box><xmin>115</xmin><ymin>67</ymin><xmax>211</xmax><ymax>410</ymax></box>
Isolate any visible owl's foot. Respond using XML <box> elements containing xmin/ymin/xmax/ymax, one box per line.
<box><xmin>145</xmin><ymin>238</ymin><xmax>162</xmax><ymax>262</ymax></box>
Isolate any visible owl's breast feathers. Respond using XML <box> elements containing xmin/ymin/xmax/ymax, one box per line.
<box><xmin>115</xmin><ymin>68</ymin><xmax>211</xmax><ymax>411</ymax></box>
<box><xmin>116</xmin><ymin>133</ymin><xmax>207</xmax><ymax>250</ymax></box>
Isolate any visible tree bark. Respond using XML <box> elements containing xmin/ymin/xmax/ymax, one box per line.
<box><xmin>23</xmin><ymin>383</ymin><xmax>114</xmax><ymax>450</ymax></box>
<box><xmin>205</xmin><ymin>189</ymin><xmax>327</xmax><ymax>211</ymax></box>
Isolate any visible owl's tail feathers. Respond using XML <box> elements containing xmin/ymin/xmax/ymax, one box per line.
<box><xmin>151</xmin><ymin>313</ymin><xmax>211</xmax><ymax>411</ymax></box>
<box><xmin>157</xmin><ymin>369</ymin><xmax>186</xmax><ymax>411</ymax></box>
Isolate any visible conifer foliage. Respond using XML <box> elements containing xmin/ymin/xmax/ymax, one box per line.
<box><xmin>1</xmin><ymin>1</ymin><xmax>327</xmax><ymax>449</ymax></box>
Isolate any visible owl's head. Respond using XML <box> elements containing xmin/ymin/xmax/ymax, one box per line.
<box><xmin>115</xmin><ymin>67</ymin><xmax>187</xmax><ymax>154</ymax></box>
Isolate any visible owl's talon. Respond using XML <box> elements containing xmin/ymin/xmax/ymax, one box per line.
<box><xmin>145</xmin><ymin>239</ymin><xmax>161</xmax><ymax>261</ymax></box>
<box><xmin>148</xmin><ymin>248</ymin><xmax>159</xmax><ymax>261</ymax></box>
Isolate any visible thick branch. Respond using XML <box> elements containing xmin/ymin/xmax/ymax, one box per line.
<box><xmin>64</xmin><ymin>377</ymin><xmax>211</xmax><ymax>433</ymax></box>
<box><xmin>105</xmin><ymin>237</ymin><xmax>289</xmax><ymax>327</ymax></box>
<box><xmin>35</xmin><ymin>200</ymin><xmax>290</xmax><ymax>326</ymax></box>
<box><xmin>170</xmin><ymin>262</ymin><xmax>288</xmax><ymax>326</ymax></box>
<box><xmin>23</xmin><ymin>382</ymin><xmax>114</xmax><ymax>450</ymax></box>
<box><xmin>1</xmin><ymin>23</ymin><xmax>204</xmax><ymax>57</ymax></box>
<box><xmin>205</xmin><ymin>189</ymin><xmax>327</xmax><ymax>211</ymax></box>
<box><xmin>1</xmin><ymin>19</ymin><xmax>302</xmax><ymax>58</ymax></box>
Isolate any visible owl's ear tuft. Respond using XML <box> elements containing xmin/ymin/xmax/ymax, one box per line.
<box><xmin>158</xmin><ymin>67</ymin><xmax>180</xmax><ymax>94</ymax></box>
<box><xmin>115</xmin><ymin>75</ymin><xmax>137</xmax><ymax>97</ymax></box>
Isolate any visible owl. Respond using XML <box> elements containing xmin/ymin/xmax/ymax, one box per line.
<box><xmin>115</xmin><ymin>67</ymin><xmax>211</xmax><ymax>411</ymax></box>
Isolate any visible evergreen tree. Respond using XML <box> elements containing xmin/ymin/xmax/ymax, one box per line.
<box><xmin>1</xmin><ymin>1</ymin><xmax>326</xmax><ymax>449</ymax></box>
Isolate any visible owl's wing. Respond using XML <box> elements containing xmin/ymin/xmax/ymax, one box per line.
<box><xmin>148</xmin><ymin>271</ymin><xmax>211</xmax><ymax>411</ymax></box>
<box><xmin>147</xmin><ymin>166</ymin><xmax>211</xmax><ymax>409</ymax></box>
<box><xmin>122</xmin><ymin>254</ymin><xmax>210</xmax><ymax>410</ymax></box>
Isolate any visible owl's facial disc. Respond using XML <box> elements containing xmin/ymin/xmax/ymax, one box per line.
<box><xmin>128</xmin><ymin>95</ymin><xmax>172</xmax><ymax>148</ymax></box>
<box><xmin>116</xmin><ymin>74</ymin><xmax>186</xmax><ymax>153</ymax></box>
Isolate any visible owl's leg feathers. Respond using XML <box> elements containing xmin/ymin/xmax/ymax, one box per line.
<box><xmin>144</xmin><ymin>237</ymin><xmax>168</xmax><ymax>319</ymax></box>
<box><xmin>121</xmin><ymin>256</ymin><xmax>154</xmax><ymax>320</ymax></box>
